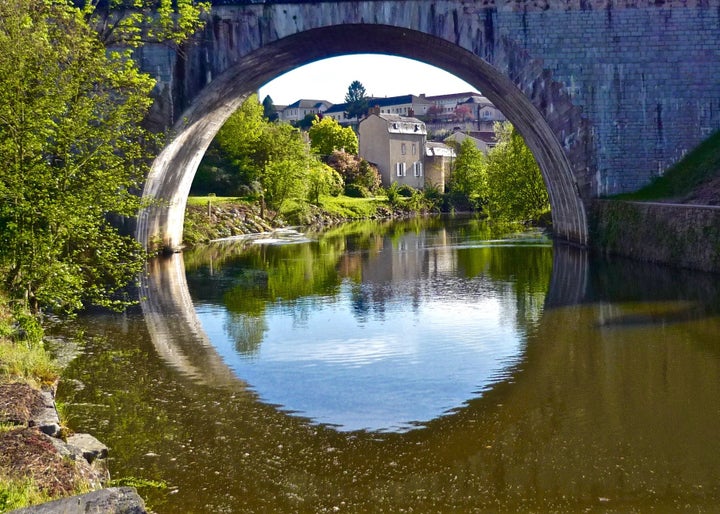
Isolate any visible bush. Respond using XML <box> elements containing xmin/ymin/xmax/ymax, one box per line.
<box><xmin>397</xmin><ymin>185</ymin><xmax>415</xmax><ymax>198</ymax></box>
<box><xmin>344</xmin><ymin>183</ymin><xmax>371</xmax><ymax>198</ymax></box>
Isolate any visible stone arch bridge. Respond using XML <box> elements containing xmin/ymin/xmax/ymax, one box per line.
<box><xmin>135</xmin><ymin>0</ymin><xmax>720</xmax><ymax>252</ymax></box>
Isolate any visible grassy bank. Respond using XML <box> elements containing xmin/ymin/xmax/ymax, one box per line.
<box><xmin>183</xmin><ymin>193</ymin><xmax>415</xmax><ymax>247</ymax></box>
<box><xmin>614</xmin><ymin>130</ymin><xmax>720</xmax><ymax>202</ymax></box>
<box><xmin>0</xmin><ymin>295</ymin><xmax>68</xmax><ymax>510</ymax></box>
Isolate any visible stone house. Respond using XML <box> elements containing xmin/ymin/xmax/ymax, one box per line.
<box><xmin>279</xmin><ymin>99</ymin><xmax>332</xmax><ymax>123</ymax></box>
<box><xmin>444</xmin><ymin>130</ymin><xmax>497</xmax><ymax>153</ymax></box>
<box><xmin>359</xmin><ymin>111</ymin><xmax>427</xmax><ymax>189</ymax></box>
<box><xmin>424</xmin><ymin>142</ymin><xmax>456</xmax><ymax>193</ymax></box>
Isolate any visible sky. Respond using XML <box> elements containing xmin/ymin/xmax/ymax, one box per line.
<box><xmin>257</xmin><ymin>54</ymin><xmax>479</xmax><ymax>106</ymax></box>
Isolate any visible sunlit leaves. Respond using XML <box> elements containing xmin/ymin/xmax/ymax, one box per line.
<box><xmin>308</xmin><ymin>116</ymin><xmax>359</xmax><ymax>156</ymax></box>
<box><xmin>0</xmin><ymin>0</ymin><xmax>154</xmax><ymax>313</ymax></box>
<box><xmin>484</xmin><ymin>122</ymin><xmax>550</xmax><ymax>222</ymax></box>
<box><xmin>79</xmin><ymin>0</ymin><xmax>210</xmax><ymax>48</ymax></box>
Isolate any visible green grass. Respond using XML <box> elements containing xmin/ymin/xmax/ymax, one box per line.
<box><xmin>0</xmin><ymin>475</ymin><xmax>54</xmax><ymax>512</ymax></box>
<box><xmin>614</xmin><ymin>130</ymin><xmax>720</xmax><ymax>201</ymax></box>
<box><xmin>317</xmin><ymin>194</ymin><xmax>387</xmax><ymax>218</ymax></box>
<box><xmin>0</xmin><ymin>293</ymin><xmax>58</xmax><ymax>387</ymax></box>
<box><xmin>185</xmin><ymin>195</ymin><xmax>254</xmax><ymax>207</ymax></box>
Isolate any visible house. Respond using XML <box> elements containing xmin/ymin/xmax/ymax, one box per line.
<box><xmin>365</xmin><ymin>95</ymin><xmax>433</xmax><ymax>118</ymax></box>
<box><xmin>323</xmin><ymin>95</ymin><xmax>434</xmax><ymax>126</ymax></box>
<box><xmin>279</xmin><ymin>99</ymin><xmax>333</xmax><ymax>123</ymax></box>
<box><xmin>444</xmin><ymin>130</ymin><xmax>497</xmax><ymax>154</ymax></box>
<box><xmin>424</xmin><ymin>142</ymin><xmax>456</xmax><ymax>193</ymax></box>
<box><xmin>359</xmin><ymin>110</ymin><xmax>427</xmax><ymax>189</ymax></box>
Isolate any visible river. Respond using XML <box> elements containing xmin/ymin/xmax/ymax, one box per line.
<box><xmin>57</xmin><ymin>216</ymin><xmax>720</xmax><ymax>512</ymax></box>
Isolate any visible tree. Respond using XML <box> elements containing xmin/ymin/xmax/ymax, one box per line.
<box><xmin>262</xmin><ymin>95</ymin><xmax>279</xmax><ymax>122</ymax></box>
<box><xmin>0</xmin><ymin>0</ymin><xmax>155</xmax><ymax>313</ymax></box>
<box><xmin>426</xmin><ymin>104</ymin><xmax>444</xmax><ymax>122</ymax></box>
<box><xmin>308</xmin><ymin>116</ymin><xmax>359</xmax><ymax>156</ymax></box>
<box><xmin>77</xmin><ymin>0</ymin><xmax>210</xmax><ymax>48</ymax></box>
<box><xmin>344</xmin><ymin>80</ymin><xmax>369</xmax><ymax>121</ymax></box>
<box><xmin>484</xmin><ymin>122</ymin><xmax>550</xmax><ymax>222</ymax></box>
<box><xmin>214</xmin><ymin>94</ymin><xmax>267</xmax><ymax>185</ymax></box>
<box><xmin>448</xmin><ymin>139</ymin><xmax>487</xmax><ymax>210</ymax></box>
<box><xmin>453</xmin><ymin>104</ymin><xmax>473</xmax><ymax>123</ymax></box>
<box><xmin>325</xmin><ymin>151</ymin><xmax>381</xmax><ymax>197</ymax></box>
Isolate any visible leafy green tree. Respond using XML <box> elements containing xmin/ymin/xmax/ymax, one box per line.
<box><xmin>214</xmin><ymin>94</ymin><xmax>267</xmax><ymax>185</ymax></box>
<box><xmin>344</xmin><ymin>80</ymin><xmax>369</xmax><ymax>121</ymax></box>
<box><xmin>0</xmin><ymin>0</ymin><xmax>155</xmax><ymax>313</ymax></box>
<box><xmin>325</xmin><ymin>151</ymin><xmax>381</xmax><ymax>197</ymax></box>
<box><xmin>306</xmin><ymin>160</ymin><xmax>343</xmax><ymax>205</ymax></box>
<box><xmin>484</xmin><ymin>122</ymin><xmax>549</xmax><ymax>222</ymax></box>
<box><xmin>448</xmin><ymin>138</ymin><xmax>487</xmax><ymax>210</ymax></box>
<box><xmin>77</xmin><ymin>0</ymin><xmax>210</xmax><ymax>48</ymax></box>
<box><xmin>262</xmin><ymin>95</ymin><xmax>279</xmax><ymax>122</ymax></box>
<box><xmin>308</xmin><ymin>116</ymin><xmax>359</xmax><ymax>156</ymax></box>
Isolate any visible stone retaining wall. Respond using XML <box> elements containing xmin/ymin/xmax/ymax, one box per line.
<box><xmin>590</xmin><ymin>200</ymin><xmax>720</xmax><ymax>273</ymax></box>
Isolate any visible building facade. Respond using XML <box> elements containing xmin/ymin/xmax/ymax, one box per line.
<box><xmin>359</xmin><ymin>112</ymin><xmax>427</xmax><ymax>189</ymax></box>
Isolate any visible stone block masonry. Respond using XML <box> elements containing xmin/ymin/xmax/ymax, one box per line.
<box><xmin>591</xmin><ymin>200</ymin><xmax>720</xmax><ymax>273</ymax></box>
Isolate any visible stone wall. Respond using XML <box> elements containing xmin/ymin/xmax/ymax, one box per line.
<box><xmin>590</xmin><ymin>200</ymin><xmax>720</xmax><ymax>273</ymax></box>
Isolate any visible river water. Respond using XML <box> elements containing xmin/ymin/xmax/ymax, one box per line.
<box><xmin>58</xmin><ymin>216</ymin><xmax>720</xmax><ymax>512</ymax></box>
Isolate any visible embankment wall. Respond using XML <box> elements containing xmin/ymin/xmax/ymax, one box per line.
<box><xmin>590</xmin><ymin>200</ymin><xmax>720</xmax><ymax>273</ymax></box>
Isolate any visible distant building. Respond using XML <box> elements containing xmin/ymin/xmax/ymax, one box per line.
<box><xmin>359</xmin><ymin>110</ymin><xmax>427</xmax><ymax>189</ymax></box>
<box><xmin>279</xmin><ymin>99</ymin><xmax>332</xmax><ymax>123</ymax></box>
<box><xmin>444</xmin><ymin>131</ymin><xmax>497</xmax><ymax>153</ymax></box>
<box><xmin>424</xmin><ymin>142</ymin><xmax>456</xmax><ymax>193</ymax></box>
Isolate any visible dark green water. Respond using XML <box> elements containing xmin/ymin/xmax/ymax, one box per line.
<box><xmin>58</xmin><ymin>217</ymin><xmax>720</xmax><ymax>512</ymax></box>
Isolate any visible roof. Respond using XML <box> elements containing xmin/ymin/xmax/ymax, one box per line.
<box><xmin>284</xmin><ymin>99</ymin><xmax>332</xmax><ymax>110</ymax></box>
<box><xmin>425</xmin><ymin>142</ymin><xmax>456</xmax><ymax>157</ymax></box>
<box><xmin>424</xmin><ymin>92</ymin><xmax>481</xmax><ymax>102</ymax></box>
<box><xmin>366</xmin><ymin>94</ymin><xmax>433</xmax><ymax>108</ymax></box>
<box><xmin>373</xmin><ymin>113</ymin><xmax>427</xmax><ymax>135</ymax></box>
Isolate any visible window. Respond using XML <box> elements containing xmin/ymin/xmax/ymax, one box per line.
<box><xmin>401</xmin><ymin>143</ymin><xmax>407</xmax><ymax>155</ymax></box>
<box><xmin>412</xmin><ymin>144</ymin><xmax>417</xmax><ymax>155</ymax></box>
<box><xmin>396</xmin><ymin>162</ymin><xmax>407</xmax><ymax>177</ymax></box>
<box><xmin>414</xmin><ymin>161</ymin><xmax>423</xmax><ymax>177</ymax></box>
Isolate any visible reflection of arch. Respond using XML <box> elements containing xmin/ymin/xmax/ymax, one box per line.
<box><xmin>140</xmin><ymin>254</ymin><xmax>246</xmax><ymax>388</ymax></box>
<box><xmin>137</xmin><ymin>24</ymin><xmax>587</xmax><ymax>252</ymax></box>
<box><xmin>139</xmin><ymin>243</ymin><xmax>590</xmax><ymax>389</ymax></box>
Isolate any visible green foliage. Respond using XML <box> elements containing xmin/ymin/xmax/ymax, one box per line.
<box><xmin>307</xmin><ymin>161</ymin><xmax>343</xmax><ymax>205</ymax></box>
<box><xmin>325</xmin><ymin>151</ymin><xmax>381</xmax><ymax>195</ymax></box>
<box><xmin>344</xmin><ymin>80</ymin><xmax>369</xmax><ymax>121</ymax></box>
<box><xmin>78</xmin><ymin>0</ymin><xmax>210</xmax><ymax>48</ymax></box>
<box><xmin>0</xmin><ymin>0</ymin><xmax>151</xmax><ymax>314</ymax></box>
<box><xmin>214</xmin><ymin>94</ymin><xmax>267</xmax><ymax>185</ymax></box>
<box><xmin>385</xmin><ymin>182</ymin><xmax>402</xmax><ymax>207</ymax></box>
<box><xmin>261</xmin><ymin>95</ymin><xmax>278</xmax><ymax>122</ymax></box>
<box><xmin>308</xmin><ymin>116</ymin><xmax>359</xmax><ymax>156</ymax></box>
<box><xmin>0</xmin><ymin>475</ymin><xmax>54</xmax><ymax>512</ymax></box>
<box><xmin>448</xmin><ymin>138</ymin><xmax>487</xmax><ymax>211</ymax></box>
<box><xmin>484</xmin><ymin>123</ymin><xmax>550</xmax><ymax>222</ymax></box>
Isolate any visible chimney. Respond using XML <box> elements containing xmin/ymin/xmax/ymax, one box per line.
<box><xmin>408</xmin><ymin>108</ymin><xmax>415</xmax><ymax>117</ymax></box>
<box><xmin>371</xmin><ymin>105</ymin><xmax>381</xmax><ymax>116</ymax></box>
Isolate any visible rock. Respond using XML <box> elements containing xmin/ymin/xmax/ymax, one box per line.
<box><xmin>66</xmin><ymin>433</ymin><xmax>109</xmax><ymax>464</ymax></box>
<box><xmin>8</xmin><ymin>487</ymin><xmax>147</xmax><ymax>514</ymax></box>
<box><xmin>29</xmin><ymin>390</ymin><xmax>61</xmax><ymax>438</ymax></box>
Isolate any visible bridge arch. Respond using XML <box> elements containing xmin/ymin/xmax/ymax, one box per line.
<box><xmin>137</xmin><ymin>23</ymin><xmax>588</xmax><ymax>252</ymax></box>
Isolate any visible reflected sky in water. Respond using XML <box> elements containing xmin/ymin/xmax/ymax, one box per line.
<box><xmin>189</xmin><ymin>218</ymin><xmax>551</xmax><ymax>432</ymax></box>
<box><xmin>196</xmin><ymin>282</ymin><xmax>524</xmax><ymax>431</ymax></box>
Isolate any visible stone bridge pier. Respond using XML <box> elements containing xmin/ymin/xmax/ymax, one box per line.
<box><xmin>134</xmin><ymin>0</ymin><xmax>720</xmax><ymax>252</ymax></box>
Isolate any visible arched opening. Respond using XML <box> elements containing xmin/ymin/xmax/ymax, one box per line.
<box><xmin>137</xmin><ymin>24</ymin><xmax>587</xmax><ymax>252</ymax></box>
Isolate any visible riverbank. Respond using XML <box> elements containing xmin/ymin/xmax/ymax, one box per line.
<box><xmin>0</xmin><ymin>303</ymin><xmax>146</xmax><ymax>512</ymax></box>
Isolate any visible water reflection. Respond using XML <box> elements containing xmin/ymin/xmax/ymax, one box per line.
<box><xmin>184</xmin><ymin>219</ymin><xmax>552</xmax><ymax>432</ymax></box>
<box><xmin>57</xmin><ymin>217</ymin><xmax>720</xmax><ymax>512</ymax></box>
